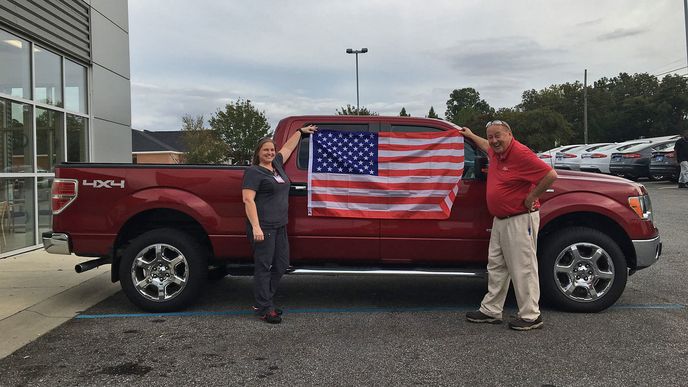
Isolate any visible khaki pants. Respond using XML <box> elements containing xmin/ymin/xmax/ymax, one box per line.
<box><xmin>479</xmin><ymin>211</ymin><xmax>541</xmax><ymax>321</ymax></box>
<box><xmin>679</xmin><ymin>161</ymin><xmax>688</xmax><ymax>184</ymax></box>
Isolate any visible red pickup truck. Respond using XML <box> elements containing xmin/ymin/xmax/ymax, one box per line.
<box><xmin>43</xmin><ymin>116</ymin><xmax>661</xmax><ymax>313</ymax></box>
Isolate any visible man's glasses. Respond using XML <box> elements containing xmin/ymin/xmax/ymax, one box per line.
<box><xmin>485</xmin><ymin>120</ymin><xmax>511</xmax><ymax>130</ymax></box>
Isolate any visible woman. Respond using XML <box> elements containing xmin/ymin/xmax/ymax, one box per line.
<box><xmin>242</xmin><ymin>124</ymin><xmax>317</xmax><ymax>323</ymax></box>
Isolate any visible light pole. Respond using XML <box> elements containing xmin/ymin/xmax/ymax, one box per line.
<box><xmin>346</xmin><ymin>48</ymin><xmax>368</xmax><ymax>112</ymax></box>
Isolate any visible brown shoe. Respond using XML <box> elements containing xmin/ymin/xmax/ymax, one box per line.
<box><xmin>508</xmin><ymin>316</ymin><xmax>543</xmax><ymax>331</ymax></box>
<box><xmin>466</xmin><ymin>310</ymin><xmax>502</xmax><ymax>324</ymax></box>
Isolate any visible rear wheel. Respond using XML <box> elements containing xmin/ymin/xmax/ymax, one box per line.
<box><xmin>538</xmin><ymin>227</ymin><xmax>627</xmax><ymax>312</ymax></box>
<box><xmin>119</xmin><ymin>228</ymin><xmax>208</xmax><ymax>312</ymax></box>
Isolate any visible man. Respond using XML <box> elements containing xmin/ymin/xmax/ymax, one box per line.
<box><xmin>676</xmin><ymin>130</ymin><xmax>688</xmax><ymax>189</ymax></box>
<box><xmin>459</xmin><ymin>121</ymin><xmax>557</xmax><ymax>331</ymax></box>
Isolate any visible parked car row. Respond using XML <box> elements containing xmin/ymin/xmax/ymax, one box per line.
<box><xmin>538</xmin><ymin>135</ymin><xmax>681</xmax><ymax>181</ymax></box>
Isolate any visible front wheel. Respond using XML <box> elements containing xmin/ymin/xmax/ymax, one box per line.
<box><xmin>538</xmin><ymin>227</ymin><xmax>627</xmax><ymax>313</ymax></box>
<box><xmin>119</xmin><ymin>228</ymin><xmax>208</xmax><ymax>312</ymax></box>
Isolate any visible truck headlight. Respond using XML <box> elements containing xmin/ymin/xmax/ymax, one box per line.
<box><xmin>628</xmin><ymin>194</ymin><xmax>653</xmax><ymax>222</ymax></box>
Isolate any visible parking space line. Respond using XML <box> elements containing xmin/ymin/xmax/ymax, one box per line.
<box><xmin>74</xmin><ymin>303</ymin><xmax>685</xmax><ymax>319</ymax></box>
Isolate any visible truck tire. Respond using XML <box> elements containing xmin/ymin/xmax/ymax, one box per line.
<box><xmin>119</xmin><ymin>228</ymin><xmax>208</xmax><ymax>312</ymax></box>
<box><xmin>538</xmin><ymin>227</ymin><xmax>627</xmax><ymax>313</ymax></box>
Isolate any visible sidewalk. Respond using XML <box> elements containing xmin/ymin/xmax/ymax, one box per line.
<box><xmin>0</xmin><ymin>249</ymin><xmax>120</xmax><ymax>359</ymax></box>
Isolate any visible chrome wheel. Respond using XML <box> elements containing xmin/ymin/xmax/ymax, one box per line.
<box><xmin>130</xmin><ymin>243</ymin><xmax>189</xmax><ymax>302</ymax></box>
<box><xmin>553</xmin><ymin>242</ymin><xmax>615</xmax><ymax>303</ymax></box>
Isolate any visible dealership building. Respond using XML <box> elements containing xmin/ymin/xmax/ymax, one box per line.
<box><xmin>0</xmin><ymin>0</ymin><xmax>131</xmax><ymax>256</ymax></box>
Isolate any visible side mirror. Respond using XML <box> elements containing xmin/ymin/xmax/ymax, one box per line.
<box><xmin>475</xmin><ymin>155</ymin><xmax>488</xmax><ymax>180</ymax></box>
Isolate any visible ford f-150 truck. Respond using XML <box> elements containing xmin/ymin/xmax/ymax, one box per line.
<box><xmin>43</xmin><ymin>116</ymin><xmax>662</xmax><ymax>313</ymax></box>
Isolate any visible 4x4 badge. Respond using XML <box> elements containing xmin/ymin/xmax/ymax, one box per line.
<box><xmin>82</xmin><ymin>179</ymin><xmax>125</xmax><ymax>189</ymax></box>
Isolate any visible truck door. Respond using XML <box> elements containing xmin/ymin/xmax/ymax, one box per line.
<box><xmin>283</xmin><ymin>120</ymin><xmax>381</xmax><ymax>264</ymax></box>
<box><xmin>379</xmin><ymin>123</ymin><xmax>491</xmax><ymax>265</ymax></box>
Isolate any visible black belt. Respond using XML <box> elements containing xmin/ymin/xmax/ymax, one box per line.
<box><xmin>496</xmin><ymin>209</ymin><xmax>538</xmax><ymax>220</ymax></box>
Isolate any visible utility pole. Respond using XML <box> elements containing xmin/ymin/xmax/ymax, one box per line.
<box><xmin>584</xmin><ymin>69</ymin><xmax>588</xmax><ymax>144</ymax></box>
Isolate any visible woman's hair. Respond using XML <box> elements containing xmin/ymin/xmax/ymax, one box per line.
<box><xmin>252</xmin><ymin>137</ymin><xmax>276</xmax><ymax>165</ymax></box>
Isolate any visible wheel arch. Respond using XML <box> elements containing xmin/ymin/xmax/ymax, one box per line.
<box><xmin>538</xmin><ymin>211</ymin><xmax>636</xmax><ymax>269</ymax></box>
<box><xmin>111</xmin><ymin>208</ymin><xmax>213</xmax><ymax>282</ymax></box>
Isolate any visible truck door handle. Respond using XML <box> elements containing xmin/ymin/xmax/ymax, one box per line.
<box><xmin>290</xmin><ymin>183</ymin><xmax>308</xmax><ymax>196</ymax></box>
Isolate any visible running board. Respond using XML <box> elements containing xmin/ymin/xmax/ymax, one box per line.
<box><xmin>286</xmin><ymin>268</ymin><xmax>485</xmax><ymax>277</ymax></box>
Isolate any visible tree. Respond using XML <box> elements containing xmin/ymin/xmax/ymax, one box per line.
<box><xmin>426</xmin><ymin>106</ymin><xmax>439</xmax><ymax>119</ymax></box>
<box><xmin>181</xmin><ymin>114</ymin><xmax>228</xmax><ymax>164</ymax></box>
<box><xmin>445</xmin><ymin>87</ymin><xmax>494</xmax><ymax>129</ymax></box>
<box><xmin>399</xmin><ymin>107</ymin><xmax>410</xmax><ymax>117</ymax></box>
<box><xmin>209</xmin><ymin>99</ymin><xmax>271</xmax><ymax>165</ymax></box>
<box><xmin>497</xmin><ymin>108</ymin><xmax>573</xmax><ymax>151</ymax></box>
<box><xmin>336</xmin><ymin>104</ymin><xmax>378</xmax><ymax>116</ymax></box>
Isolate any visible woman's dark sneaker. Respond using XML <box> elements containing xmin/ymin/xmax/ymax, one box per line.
<box><xmin>253</xmin><ymin>306</ymin><xmax>283</xmax><ymax>316</ymax></box>
<box><xmin>260</xmin><ymin>310</ymin><xmax>282</xmax><ymax>324</ymax></box>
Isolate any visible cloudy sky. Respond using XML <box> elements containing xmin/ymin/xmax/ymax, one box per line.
<box><xmin>128</xmin><ymin>0</ymin><xmax>687</xmax><ymax>131</ymax></box>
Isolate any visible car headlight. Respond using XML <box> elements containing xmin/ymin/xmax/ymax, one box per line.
<box><xmin>628</xmin><ymin>194</ymin><xmax>653</xmax><ymax>222</ymax></box>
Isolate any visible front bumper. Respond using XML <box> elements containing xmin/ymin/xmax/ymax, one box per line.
<box><xmin>632</xmin><ymin>235</ymin><xmax>661</xmax><ymax>269</ymax></box>
<box><xmin>42</xmin><ymin>232</ymin><xmax>71</xmax><ymax>255</ymax></box>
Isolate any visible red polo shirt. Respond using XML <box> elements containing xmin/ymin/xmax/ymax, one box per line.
<box><xmin>486</xmin><ymin>139</ymin><xmax>552</xmax><ymax>218</ymax></box>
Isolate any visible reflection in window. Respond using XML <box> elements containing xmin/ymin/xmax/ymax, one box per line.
<box><xmin>0</xmin><ymin>30</ymin><xmax>31</xmax><ymax>99</ymax></box>
<box><xmin>67</xmin><ymin>114</ymin><xmax>88</xmax><ymax>162</ymax></box>
<box><xmin>0</xmin><ymin>97</ymin><xmax>33</xmax><ymax>172</ymax></box>
<box><xmin>37</xmin><ymin>177</ymin><xmax>52</xmax><ymax>236</ymax></box>
<box><xmin>36</xmin><ymin>108</ymin><xmax>63</xmax><ymax>172</ymax></box>
<box><xmin>65</xmin><ymin>60</ymin><xmax>87</xmax><ymax>113</ymax></box>
<box><xmin>0</xmin><ymin>177</ymin><xmax>36</xmax><ymax>253</ymax></box>
<box><xmin>34</xmin><ymin>46</ymin><xmax>63</xmax><ymax>107</ymax></box>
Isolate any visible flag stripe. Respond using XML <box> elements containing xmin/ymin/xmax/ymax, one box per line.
<box><xmin>310</xmin><ymin>179</ymin><xmax>457</xmax><ymax>191</ymax></box>
<box><xmin>379</xmin><ymin>143</ymin><xmax>463</xmax><ymax>151</ymax></box>
<box><xmin>310</xmin><ymin>201</ymin><xmax>442</xmax><ymax>211</ymax></box>
<box><xmin>378</xmin><ymin>155</ymin><xmax>464</xmax><ymax>163</ymax></box>
<box><xmin>312</xmin><ymin>193</ymin><xmax>444</xmax><ymax>205</ymax></box>
<box><xmin>311</xmin><ymin>187</ymin><xmax>449</xmax><ymax>197</ymax></box>
<box><xmin>380</xmin><ymin>131</ymin><xmax>461</xmax><ymax>140</ymax></box>
<box><xmin>382</xmin><ymin>161</ymin><xmax>464</xmax><ymax>170</ymax></box>
<box><xmin>310</xmin><ymin>207</ymin><xmax>451</xmax><ymax>219</ymax></box>
<box><xmin>311</xmin><ymin>174</ymin><xmax>461</xmax><ymax>183</ymax></box>
<box><xmin>378</xmin><ymin>168</ymin><xmax>461</xmax><ymax>177</ymax></box>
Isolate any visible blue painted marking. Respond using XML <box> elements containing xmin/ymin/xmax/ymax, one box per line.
<box><xmin>610</xmin><ymin>303</ymin><xmax>685</xmax><ymax>310</ymax></box>
<box><xmin>74</xmin><ymin>303</ymin><xmax>685</xmax><ymax>320</ymax></box>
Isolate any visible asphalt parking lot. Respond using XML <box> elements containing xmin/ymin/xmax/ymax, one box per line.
<box><xmin>1</xmin><ymin>180</ymin><xmax>686</xmax><ymax>386</ymax></box>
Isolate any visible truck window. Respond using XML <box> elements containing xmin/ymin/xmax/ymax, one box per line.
<box><xmin>296</xmin><ymin>124</ymin><xmax>370</xmax><ymax>170</ymax></box>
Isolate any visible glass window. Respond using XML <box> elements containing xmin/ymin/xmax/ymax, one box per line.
<box><xmin>65</xmin><ymin>60</ymin><xmax>87</xmax><ymax>113</ymax></box>
<box><xmin>0</xmin><ymin>177</ymin><xmax>36</xmax><ymax>253</ymax></box>
<box><xmin>37</xmin><ymin>176</ymin><xmax>52</xmax><ymax>236</ymax></box>
<box><xmin>67</xmin><ymin>114</ymin><xmax>88</xmax><ymax>162</ymax></box>
<box><xmin>0</xmin><ymin>97</ymin><xmax>33</xmax><ymax>173</ymax></box>
<box><xmin>34</xmin><ymin>46</ymin><xmax>63</xmax><ymax>107</ymax></box>
<box><xmin>0</xmin><ymin>30</ymin><xmax>31</xmax><ymax>99</ymax></box>
<box><xmin>36</xmin><ymin>108</ymin><xmax>63</xmax><ymax>172</ymax></box>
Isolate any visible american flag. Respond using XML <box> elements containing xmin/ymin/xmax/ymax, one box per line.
<box><xmin>307</xmin><ymin>129</ymin><xmax>464</xmax><ymax>219</ymax></box>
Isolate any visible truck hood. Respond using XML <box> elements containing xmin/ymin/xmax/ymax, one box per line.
<box><xmin>551</xmin><ymin>170</ymin><xmax>646</xmax><ymax>197</ymax></box>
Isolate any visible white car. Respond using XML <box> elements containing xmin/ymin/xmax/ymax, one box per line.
<box><xmin>579</xmin><ymin>141</ymin><xmax>651</xmax><ymax>174</ymax></box>
<box><xmin>554</xmin><ymin>143</ymin><xmax>611</xmax><ymax>171</ymax></box>
<box><xmin>538</xmin><ymin>144</ymin><xmax>582</xmax><ymax>168</ymax></box>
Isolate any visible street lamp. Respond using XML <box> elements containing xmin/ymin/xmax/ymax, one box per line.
<box><xmin>346</xmin><ymin>48</ymin><xmax>368</xmax><ymax>112</ymax></box>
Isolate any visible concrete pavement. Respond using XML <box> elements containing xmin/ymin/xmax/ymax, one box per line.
<box><xmin>0</xmin><ymin>249</ymin><xmax>119</xmax><ymax>359</ymax></box>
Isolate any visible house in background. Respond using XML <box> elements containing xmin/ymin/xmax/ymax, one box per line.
<box><xmin>132</xmin><ymin>129</ymin><xmax>187</xmax><ymax>164</ymax></box>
